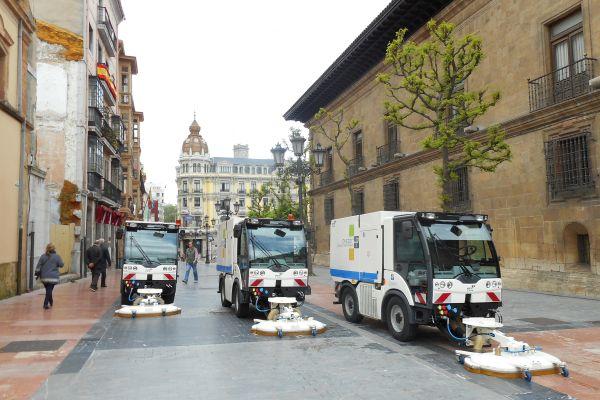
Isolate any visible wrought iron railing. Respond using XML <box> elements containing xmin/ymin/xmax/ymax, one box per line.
<box><xmin>448</xmin><ymin>166</ymin><xmax>470</xmax><ymax>211</ymax></box>
<box><xmin>87</xmin><ymin>171</ymin><xmax>102</xmax><ymax>192</ymax></box>
<box><xmin>545</xmin><ymin>132</ymin><xmax>594</xmax><ymax>200</ymax></box>
<box><xmin>377</xmin><ymin>141</ymin><xmax>399</xmax><ymax>165</ymax></box>
<box><xmin>529</xmin><ymin>58</ymin><xmax>595</xmax><ymax>112</ymax></box>
<box><xmin>98</xmin><ymin>7</ymin><xmax>116</xmax><ymax>47</ymax></box>
<box><xmin>103</xmin><ymin>178</ymin><xmax>122</xmax><ymax>204</ymax></box>
<box><xmin>347</xmin><ymin>157</ymin><xmax>364</xmax><ymax>177</ymax></box>
<box><xmin>319</xmin><ymin>169</ymin><xmax>333</xmax><ymax>187</ymax></box>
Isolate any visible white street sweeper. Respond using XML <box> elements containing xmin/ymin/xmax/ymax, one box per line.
<box><xmin>217</xmin><ymin>216</ymin><xmax>325</xmax><ymax>336</ymax></box>
<box><xmin>330</xmin><ymin>211</ymin><xmax>567</xmax><ymax>380</ymax></box>
<box><xmin>114</xmin><ymin>221</ymin><xmax>181</xmax><ymax>318</ymax></box>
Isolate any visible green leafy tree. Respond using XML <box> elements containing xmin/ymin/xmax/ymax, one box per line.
<box><xmin>163</xmin><ymin>204</ymin><xmax>177</xmax><ymax>223</ymax></box>
<box><xmin>310</xmin><ymin>108</ymin><xmax>360</xmax><ymax>213</ymax></box>
<box><xmin>377</xmin><ymin>20</ymin><xmax>511</xmax><ymax>210</ymax></box>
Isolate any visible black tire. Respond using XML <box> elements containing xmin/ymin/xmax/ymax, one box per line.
<box><xmin>220</xmin><ymin>279</ymin><xmax>231</xmax><ymax>307</ymax></box>
<box><xmin>386</xmin><ymin>296</ymin><xmax>417</xmax><ymax>342</ymax></box>
<box><xmin>232</xmin><ymin>284</ymin><xmax>249</xmax><ymax>318</ymax></box>
<box><xmin>341</xmin><ymin>287</ymin><xmax>363</xmax><ymax>323</ymax></box>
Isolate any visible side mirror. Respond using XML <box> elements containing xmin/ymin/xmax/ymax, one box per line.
<box><xmin>233</xmin><ymin>224</ymin><xmax>241</xmax><ymax>239</ymax></box>
<box><xmin>401</xmin><ymin>221</ymin><xmax>413</xmax><ymax>240</ymax></box>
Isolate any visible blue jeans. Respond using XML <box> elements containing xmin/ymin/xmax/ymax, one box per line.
<box><xmin>184</xmin><ymin>263</ymin><xmax>198</xmax><ymax>282</ymax></box>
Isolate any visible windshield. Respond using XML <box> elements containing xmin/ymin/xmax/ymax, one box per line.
<box><xmin>248</xmin><ymin>226</ymin><xmax>307</xmax><ymax>268</ymax></box>
<box><xmin>124</xmin><ymin>230</ymin><xmax>178</xmax><ymax>267</ymax></box>
<box><xmin>423</xmin><ymin>223</ymin><xmax>499</xmax><ymax>279</ymax></box>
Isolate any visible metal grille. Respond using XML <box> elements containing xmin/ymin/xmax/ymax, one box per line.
<box><xmin>324</xmin><ymin>197</ymin><xmax>334</xmax><ymax>225</ymax></box>
<box><xmin>353</xmin><ymin>190</ymin><xmax>364</xmax><ymax>215</ymax></box>
<box><xmin>448</xmin><ymin>166</ymin><xmax>470</xmax><ymax>210</ymax></box>
<box><xmin>319</xmin><ymin>169</ymin><xmax>333</xmax><ymax>187</ymax></box>
<box><xmin>545</xmin><ymin>133</ymin><xmax>594</xmax><ymax>200</ymax></box>
<box><xmin>383</xmin><ymin>180</ymin><xmax>399</xmax><ymax>211</ymax></box>
<box><xmin>528</xmin><ymin>58</ymin><xmax>595</xmax><ymax>112</ymax></box>
<box><xmin>347</xmin><ymin>157</ymin><xmax>364</xmax><ymax>177</ymax></box>
<box><xmin>377</xmin><ymin>141</ymin><xmax>399</xmax><ymax>165</ymax></box>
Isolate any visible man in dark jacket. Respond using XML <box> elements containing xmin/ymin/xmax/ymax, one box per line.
<box><xmin>85</xmin><ymin>240</ymin><xmax>103</xmax><ymax>292</ymax></box>
<box><xmin>98</xmin><ymin>238</ymin><xmax>111</xmax><ymax>288</ymax></box>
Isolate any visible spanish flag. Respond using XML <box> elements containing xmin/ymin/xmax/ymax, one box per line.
<box><xmin>97</xmin><ymin>63</ymin><xmax>117</xmax><ymax>99</ymax></box>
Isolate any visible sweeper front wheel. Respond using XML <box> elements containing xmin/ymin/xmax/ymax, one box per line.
<box><xmin>219</xmin><ymin>279</ymin><xmax>231</xmax><ymax>307</ymax></box>
<box><xmin>233</xmin><ymin>284</ymin><xmax>249</xmax><ymax>318</ymax></box>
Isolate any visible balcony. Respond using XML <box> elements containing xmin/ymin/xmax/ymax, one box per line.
<box><xmin>103</xmin><ymin>178</ymin><xmax>122</xmax><ymax>204</ymax></box>
<box><xmin>528</xmin><ymin>57</ymin><xmax>595</xmax><ymax>112</ymax></box>
<box><xmin>193</xmin><ymin>188</ymin><xmax>203</xmax><ymax>194</ymax></box>
<box><xmin>319</xmin><ymin>169</ymin><xmax>333</xmax><ymax>187</ymax></box>
<box><xmin>88</xmin><ymin>106</ymin><xmax>104</xmax><ymax>132</ymax></box>
<box><xmin>88</xmin><ymin>171</ymin><xmax>102</xmax><ymax>193</ymax></box>
<box><xmin>377</xmin><ymin>141</ymin><xmax>399</xmax><ymax>165</ymax></box>
<box><xmin>97</xmin><ymin>6</ymin><xmax>117</xmax><ymax>56</ymax></box>
<box><xmin>347</xmin><ymin>157</ymin><xmax>365</xmax><ymax>177</ymax></box>
<box><xmin>238</xmin><ymin>189</ymin><xmax>246</xmax><ymax>195</ymax></box>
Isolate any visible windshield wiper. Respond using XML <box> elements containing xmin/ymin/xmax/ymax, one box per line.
<box><xmin>129</xmin><ymin>236</ymin><xmax>159</xmax><ymax>267</ymax></box>
<box><xmin>249</xmin><ymin>234</ymin><xmax>284</xmax><ymax>269</ymax></box>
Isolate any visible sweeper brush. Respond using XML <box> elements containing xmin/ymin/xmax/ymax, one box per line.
<box><xmin>251</xmin><ymin>297</ymin><xmax>326</xmax><ymax>337</ymax></box>
<box><xmin>115</xmin><ymin>288</ymin><xmax>181</xmax><ymax>318</ymax></box>
<box><xmin>455</xmin><ymin>318</ymin><xmax>569</xmax><ymax>382</ymax></box>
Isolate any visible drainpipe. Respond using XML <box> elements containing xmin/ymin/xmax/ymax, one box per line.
<box><xmin>16</xmin><ymin>19</ymin><xmax>25</xmax><ymax>295</ymax></box>
<box><xmin>79</xmin><ymin>0</ymin><xmax>89</xmax><ymax>277</ymax></box>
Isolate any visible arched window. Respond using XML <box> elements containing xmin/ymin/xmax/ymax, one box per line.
<box><xmin>193</xmin><ymin>163</ymin><xmax>197</xmax><ymax>173</ymax></box>
<box><xmin>564</xmin><ymin>222</ymin><xmax>591</xmax><ymax>267</ymax></box>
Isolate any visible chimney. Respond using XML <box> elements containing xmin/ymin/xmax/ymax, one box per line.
<box><xmin>233</xmin><ymin>144</ymin><xmax>249</xmax><ymax>159</ymax></box>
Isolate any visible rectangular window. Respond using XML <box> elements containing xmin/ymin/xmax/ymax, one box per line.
<box><xmin>353</xmin><ymin>190</ymin><xmax>364</xmax><ymax>215</ymax></box>
<box><xmin>577</xmin><ymin>234</ymin><xmax>590</xmax><ymax>265</ymax></box>
<box><xmin>88</xmin><ymin>25</ymin><xmax>94</xmax><ymax>52</ymax></box>
<box><xmin>194</xmin><ymin>197</ymin><xmax>201</xmax><ymax>207</ymax></box>
<box><xmin>354</xmin><ymin>131</ymin><xmax>363</xmax><ymax>163</ymax></box>
<box><xmin>233</xmin><ymin>166</ymin><xmax>238</xmax><ymax>173</ymax></box>
<box><xmin>324</xmin><ymin>197</ymin><xmax>334</xmax><ymax>225</ymax></box>
<box><xmin>545</xmin><ymin>132</ymin><xmax>594</xmax><ymax>199</ymax></box>
<box><xmin>238</xmin><ymin>198</ymin><xmax>245</xmax><ymax>208</ymax></box>
<box><xmin>239</xmin><ymin>182</ymin><xmax>245</xmax><ymax>192</ymax></box>
<box><xmin>183</xmin><ymin>198</ymin><xmax>187</xmax><ymax>208</ymax></box>
<box><xmin>121</xmin><ymin>74</ymin><xmax>129</xmax><ymax>93</ymax></box>
<box><xmin>448</xmin><ymin>166</ymin><xmax>470</xmax><ymax>210</ymax></box>
<box><xmin>262</xmin><ymin>197</ymin><xmax>269</xmax><ymax>206</ymax></box>
<box><xmin>182</xmin><ymin>181</ymin><xmax>188</xmax><ymax>192</ymax></box>
<box><xmin>250</xmin><ymin>181</ymin><xmax>256</xmax><ymax>192</ymax></box>
<box><xmin>220</xmin><ymin>181</ymin><xmax>230</xmax><ymax>192</ymax></box>
<box><xmin>383</xmin><ymin>179</ymin><xmax>400</xmax><ymax>211</ymax></box>
<box><xmin>194</xmin><ymin>181</ymin><xmax>201</xmax><ymax>192</ymax></box>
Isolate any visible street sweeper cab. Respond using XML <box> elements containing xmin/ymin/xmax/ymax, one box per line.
<box><xmin>217</xmin><ymin>216</ymin><xmax>311</xmax><ymax>317</ymax></box>
<box><xmin>119</xmin><ymin>221</ymin><xmax>180</xmax><ymax>305</ymax></box>
<box><xmin>331</xmin><ymin>211</ymin><xmax>502</xmax><ymax>342</ymax></box>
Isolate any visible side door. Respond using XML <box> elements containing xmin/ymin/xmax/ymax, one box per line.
<box><xmin>393</xmin><ymin>218</ymin><xmax>429</xmax><ymax>307</ymax></box>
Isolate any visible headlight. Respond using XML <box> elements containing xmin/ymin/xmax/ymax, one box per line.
<box><xmin>446</xmin><ymin>282</ymin><xmax>453</xmax><ymax>289</ymax></box>
<box><xmin>434</xmin><ymin>281</ymin><xmax>440</xmax><ymax>289</ymax></box>
<box><xmin>486</xmin><ymin>281</ymin><xmax>491</xmax><ymax>288</ymax></box>
<box><xmin>439</xmin><ymin>281</ymin><xmax>446</xmax><ymax>289</ymax></box>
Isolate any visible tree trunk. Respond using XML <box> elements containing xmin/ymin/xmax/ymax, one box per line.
<box><xmin>441</xmin><ymin>147</ymin><xmax>451</xmax><ymax>211</ymax></box>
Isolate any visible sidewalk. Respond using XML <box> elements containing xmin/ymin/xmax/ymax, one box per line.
<box><xmin>307</xmin><ymin>265</ymin><xmax>600</xmax><ymax>400</ymax></box>
<box><xmin>0</xmin><ymin>270</ymin><xmax>120</xmax><ymax>400</ymax></box>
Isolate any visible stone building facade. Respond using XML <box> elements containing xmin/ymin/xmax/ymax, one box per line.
<box><xmin>0</xmin><ymin>0</ymin><xmax>37</xmax><ymax>299</ymax></box>
<box><xmin>285</xmin><ymin>0</ymin><xmax>600</xmax><ymax>298</ymax></box>
<box><xmin>117</xmin><ymin>41</ymin><xmax>145</xmax><ymax>220</ymax></box>
<box><xmin>175</xmin><ymin>117</ymin><xmax>278</xmax><ymax>255</ymax></box>
<box><xmin>32</xmin><ymin>0</ymin><xmax>126</xmax><ymax>281</ymax></box>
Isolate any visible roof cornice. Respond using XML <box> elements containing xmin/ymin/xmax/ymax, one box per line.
<box><xmin>283</xmin><ymin>0</ymin><xmax>452</xmax><ymax>123</ymax></box>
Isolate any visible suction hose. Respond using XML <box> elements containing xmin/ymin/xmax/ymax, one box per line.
<box><xmin>254</xmin><ymin>297</ymin><xmax>271</xmax><ymax>313</ymax></box>
<box><xmin>446</xmin><ymin>318</ymin><xmax>467</xmax><ymax>342</ymax></box>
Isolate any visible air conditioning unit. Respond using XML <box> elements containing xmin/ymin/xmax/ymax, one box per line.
<box><xmin>393</xmin><ymin>152</ymin><xmax>406</xmax><ymax>158</ymax></box>
<box><xmin>590</xmin><ymin>76</ymin><xmax>600</xmax><ymax>90</ymax></box>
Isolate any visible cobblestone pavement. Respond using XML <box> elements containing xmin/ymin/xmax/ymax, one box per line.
<box><xmin>2</xmin><ymin>263</ymin><xmax>598</xmax><ymax>399</ymax></box>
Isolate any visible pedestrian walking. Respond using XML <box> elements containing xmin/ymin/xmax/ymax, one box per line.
<box><xmin>98</xmin><ymin>238</ymin><xmax>111</xmax><ymax>288</ymax></box>
<box><xmin>85</xmin><ymin>239</ymin><xmax>103</xmax><ymax>292</ymax></box>
<box><xmin>35</xmin><ymin>243</ymin><xmax>64</xmax><ymax>309</ymax></box>
<box><xmin>182</xmin><ymin>241</ymin><xmax>199</xmax><ymax>284</ymax></box>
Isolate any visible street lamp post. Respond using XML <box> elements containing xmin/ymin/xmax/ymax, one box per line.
<box><xmin>271</xmin><ymin>132</ymin><xmax>326</xmax><ymax>222</ymax></box>
<box><xmin>214</xmin><ymin>197</ymin><xmax>239</xmax><ymax>220</ymax></box>
<box><xmin>203</xmin><ymin>215</ymin><xmax>212</xmax><ymax>264</ymax></box>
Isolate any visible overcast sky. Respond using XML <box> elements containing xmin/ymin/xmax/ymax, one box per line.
<box><xmin>118</xmin><ymin>0</ymin><xmax>391</xmax><ymax>204</ymax></box>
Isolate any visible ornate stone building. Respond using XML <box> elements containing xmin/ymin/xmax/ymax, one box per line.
<box><xmin>175</xmin><ymin>117</ymin><xmax>278</xmax><ymax>254</ymax></box>
<box><xmin>285</xmin><ymin>0</ymin><xmax>600</xmax><ymax>298</ymax></box>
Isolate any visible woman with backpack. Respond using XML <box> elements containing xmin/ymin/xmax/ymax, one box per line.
<box><xmin>35</xmin><ymin>243</ymin><xmax>64</xmax><ymax>309</ymax></box>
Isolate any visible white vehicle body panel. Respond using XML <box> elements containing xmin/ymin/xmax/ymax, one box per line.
<box><xmin>330</xmin><ymin>211</ymin><xmax>502</xmax><ymax>323</ymax></box>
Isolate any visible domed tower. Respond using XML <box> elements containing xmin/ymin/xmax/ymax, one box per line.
<box><xmin>181</xmin><ymin>117</ymin><xmax>209</xmax><ymax>155</ymax></box>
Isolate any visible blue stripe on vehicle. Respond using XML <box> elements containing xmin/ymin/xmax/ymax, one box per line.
<box><xmin>216</xmin><ymin>264</ymin><xmax>232</xmax><ymax>273</ymax></box>
<box><xmin>330</xmin><ymin>269</ymin><xmax>378</xmax><ymax>283</ymax></box>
